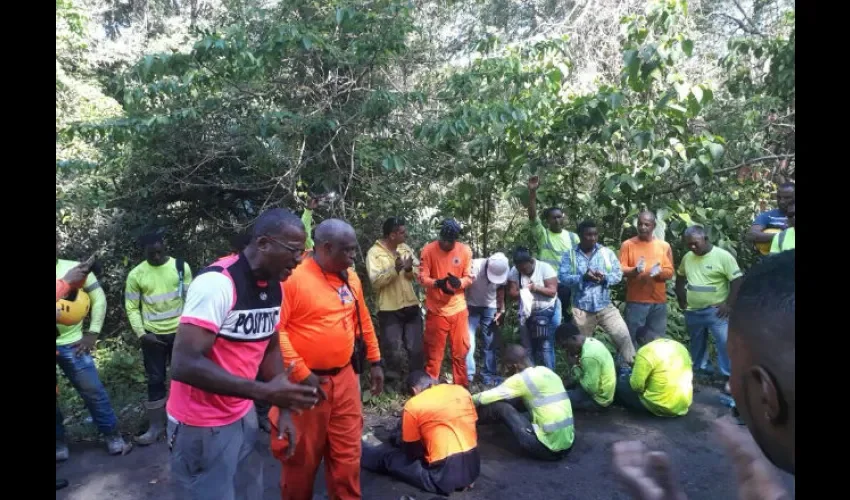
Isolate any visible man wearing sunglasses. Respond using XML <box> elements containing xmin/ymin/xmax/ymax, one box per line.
<box><xmin>273</xmin><ymin>218</ymin><xmax>384</xmax><ymax>500</ymax></box>
<box><xmin>167</xmin><ymin>208</ymin><xmax>321</xmax><ymax>500</ymax></box>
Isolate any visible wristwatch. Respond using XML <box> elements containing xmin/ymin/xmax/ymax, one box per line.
<box><xmin>371</xmin><ymin>360</ymin><xmax>385</xmax><ymax>368</ymax></box>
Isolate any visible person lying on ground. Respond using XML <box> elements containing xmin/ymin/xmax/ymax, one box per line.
<box><xmin>559</xmin><ymin>322</ymin><xmax>617</xmax><ymax>412</ymax></box>
<box><xmin>613</xmin><ymin>326</ymin><xmax>693</xmax><ymax>417</ymax></box>
<box><xmin>558</xmin><ymin>219</ymin><xmax>636</xmax><ymax>367</ymax></box>
<box><xmin>362</xmin><ymin>370</ymin><xmax>479</xmax><ymax>496</ymax></box>
<box><xmin>472</xmin><ymin>345</ymin><xmax>574</xmax><ymax>461</ymax></box>
<box><xmin>167</xmin><ymin>209</ymin><xmax>322</xmax><ymax>500</ymax></box>
<box><xmin>611</xmin><ymin>250</ymin><xmax>794</xmax><ymax>499</ymax></box>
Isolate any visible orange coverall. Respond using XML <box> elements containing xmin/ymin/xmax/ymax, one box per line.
<box><xmin>418</xmin><ymin>241</ymin><xmax>473</xmax><ymax>387</ymax></box>
<box><xmin>270</xmin><ymin>258</ymin><xmax>381</xmax><ymax>500</ymax></box>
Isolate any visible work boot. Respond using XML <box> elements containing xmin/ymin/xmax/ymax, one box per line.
<box><xmin>135</xmin><ymin>398</ymin><xmax>166</xmax><ymax>446</ymax></box>
<box><xmin>56</xmin><ymin>440</ymin><xmax>69</xmax><ymax>461</ymax></box>
<box><xmin>106</xmin><ymin>433</ymin><xmax>133</xmax><ymax>455</ymax></box>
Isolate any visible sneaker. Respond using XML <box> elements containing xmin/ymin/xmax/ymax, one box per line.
<box><xmin>56</xmin><ymin>440</ymin><xmax>69</xmax><ymax>462</ymax></box>
<box><xmin>105</xmin><ymin>434</ymin><xmax>133</xmax><ymax>456</ymax></box>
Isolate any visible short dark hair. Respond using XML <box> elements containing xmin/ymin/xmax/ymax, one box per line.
<box><xmin>406</xmin><ymin>370</ymin><xmax>435</xmax><ymax>393</ymax></box>
<box><xmin>542</xmin><ymin>207</ymin><xmax>563</xmax><ymax>221</ymax></box>
<box><xmin>383</xmin><ymin>216</ymin><xmax>406</xmax><ymax>238</ymax></box>
<box><xmin>513</xmin><ymin>246</ymin><xmax>534</xmax><ymax>265</ymax></box>
<box><xmin>556</xmin><ymin>322</ymin><xmax>581</xmax><ymax>341</ymax></box>
<box><xmin>138</xmin><ymin>231</ymin><xmax>164</xmax><ymax>247</ymax></box>
<box><xmin>576</xmin><ymin>219</ymin><xmax>597</xmax><ymax>237</ymax></box>
<box><xmin>251</xmin><ymin>208</ymin><xmax>304</xmax><ymax>242</ymax></box>
<box><xmin>730</xmin><ymin>250</ymin><xmax>795</xmax><ymax>356</ymax></box>
<box><xmin>683</xmin><ymin>225</ymin><xmax>707</xmax><ymax>240</ymax></box>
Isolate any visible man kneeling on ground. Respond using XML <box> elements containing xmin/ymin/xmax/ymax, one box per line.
<box><xmin>472</xmin><ymin>345</ymin><xmax>575</xmax><ymax>461</ymax></box>
<box><xmin>614</xmin><ymin>326</ymin><xmax>693</xmax><ymax>417</ymax></box>
<box><xmin>560</xmin><ymin>322</ymin><xmax>617</xmax><ymax>411</ymax></box>
<box><xmin>361</xmin><ymin>371</ymin><xmax>480</xmax><ymax>495</ymax></box>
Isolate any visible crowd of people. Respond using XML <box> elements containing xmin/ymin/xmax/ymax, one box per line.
<box><xmin>54</xmin><ymin>179</ymin><xmax>795</xmax><ymax>498</ymax></box>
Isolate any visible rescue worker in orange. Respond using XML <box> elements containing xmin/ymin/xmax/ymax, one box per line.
<box><xmin>272</xmin><ymin>219</ymin><xmax>385</xmax><ymax>500</ymax></box>
<box><xmin>361</xmin><ymin>370</ymin><xmax>480</xmax><ymax>495</ymax></box>
<box><xmin>419</xmin><ymin>219</ymin><xmax>474</xmax><ymax>387</ymax></box>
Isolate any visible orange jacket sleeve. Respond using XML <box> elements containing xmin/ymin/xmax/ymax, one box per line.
<box><xmin>619</xmin><ymin>240</ymin><xmax>636</xmax><ymax>274</ymax></box>
<box><xmin>458</xmin><ymin>245</ymin><xmax>474</xmax><ymax>289</ymax></box>
<box><xmin>278</xmin><ymin>282</ymin><xmax>312</xmax><ymax>383</ymax></box>
<box><xmin>56</xmin><ymin>280</ymin><xmax>70</xmax><ymax>302</ymax></box>
<box><xmin>418</xmin><ymin>245</ymin><xmax>436</xmax><ymax>288</ymax></box>
<box><xmin>353</xmin><ymin>274</ymin><xmax>381</xmax><ymax>363</ymax></box>
<box><xmin>658</xmin><ymin>243</ymin><xmax>675</xmax><ymax>281</ymax></box>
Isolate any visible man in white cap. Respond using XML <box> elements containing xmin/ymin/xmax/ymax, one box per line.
<box><xmin>465</xmin><ymin>252</ymin><xmax>510</xmax><ymax>385</ymax></box>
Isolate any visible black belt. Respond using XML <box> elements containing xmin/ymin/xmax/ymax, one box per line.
<box><xmin>312</xmin><ymin>363</ymin><xmax>350</xmax><ymax>377</ymax></box>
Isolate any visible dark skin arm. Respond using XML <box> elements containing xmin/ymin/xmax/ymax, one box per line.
<box><xmin>528</xmin><ymin>277</ymin><xmax>558</xmax><ymax>298</ymax></box>
<box><xmin>675</xmin><ymin>274</ymin><xmax>688</xmax><ymax>311</ymax></box>
<box><xmin>494</xmin><ymin>287</ymin><xmax>506</xmax><ymax>324</ymax></box>
<box><xmin>527</xmin><ymin>176</ymin><xmax>540</xmax><ymax>222</ymax></box>
<box><xmin>746</xmin><ymin>224</ymin><xmax>776</xmax><ymax>244</ymax></box>
<box><xmin>171</xmin><ymin>325</ymin><xmax>320</xmax><ymax>409</ymax></box>
<box><xmin>507</xmin><ymin>280</ymin><xmax>520</xmax><ymax>300</ymax></box>
<box><xmin>716</xmin><ymin>277</ymin><xmax>743</xmax><ymax>318</ymax></box>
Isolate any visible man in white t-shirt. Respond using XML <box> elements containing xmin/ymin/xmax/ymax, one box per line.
<box><xmin>506</xmin><ymin>248</ymin><xmax>561</xmax><ymax>370</ymax></box>
<box><xmin>465</xmin><ymin>252</ymin><xmax>509</xmax><ymax>385</ymax></box>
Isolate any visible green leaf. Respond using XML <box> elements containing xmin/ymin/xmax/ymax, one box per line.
<box><xmin>691</xmin><ymin>85</ymin><xmax>703</xmax><ymax>104</ymax></box>
<box><xmin>302</xmin><ymin>37</ymin><xmax>313</xmax><ymax>50</ymax></box>
<box><xmin>678</xmin><ymin>213</ymin><xmax>694</xmax><ymax>226</ymax></box>
<box><xmin>682</xmin><ymin>39</ymin><xmax>694</xmax><ymax>57</ymax></box>
<box><xmin>707</xmin><ymin>143</ymin><xmax>724</xmax><ymax>161</ymax></box>
<box><xmin>382</xmin><ymin>157</ymin><xmax>393</xmax><ymax>171</ymax></box>
<box><xmin>608</xmin><ymin>92</ymin><xmax>624</xmax><ymax>109</ymax></box>
<box><xmin>336</xmin><ymin>8</ymin><xmax>345</xmax><ymax>24</ymax></box>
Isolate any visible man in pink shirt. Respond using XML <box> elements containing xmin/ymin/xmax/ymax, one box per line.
<box><xmin>166</xmin><ymin>209</ymin><xmax>322</xmax><ymax>499</ymax></box>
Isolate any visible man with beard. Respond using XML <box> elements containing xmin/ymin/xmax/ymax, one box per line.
<box><xmin>746</xmin><ymin>182</ymin><xmax>795</xmax><ymax>255</ymax></box>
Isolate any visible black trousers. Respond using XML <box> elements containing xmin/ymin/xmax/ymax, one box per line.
<box><xmin>254</xmin><ymin>373</ymin><xmax>270</xmax><ymax>419</ymax></box>
<box><xmin>362</xmin><ymin>442</ymin><xmax>441</xmax><ymax>494</ymax></box>
<box><xmin>142</xmin><ymin>332</ymin><xmax>176</xmax><ymax>402</ymax></box>
<box><xmin>377</xmin><ymin>306</ymin><xmax>425</xmax><ymax>377</ymax></box>
<box><xmin>477</xmin><ymin>400</ymin><xmax>571</xmax><ymax>461</ymax></box>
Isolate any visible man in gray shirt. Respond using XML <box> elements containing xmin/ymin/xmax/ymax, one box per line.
<box><xmin>465</xmin><ymin>252</ymin><xmax>509</xmax><ymax>385</ymax></box>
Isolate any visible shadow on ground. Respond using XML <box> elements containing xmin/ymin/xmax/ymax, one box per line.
<box><xmin>56</xmin><ymin>386</ymin><xmax>794</xmax><ymax>500</ymax></box>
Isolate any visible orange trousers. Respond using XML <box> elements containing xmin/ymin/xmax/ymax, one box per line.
<box><xmin>270</xmin><ymin>365</ymin><xmax>362</xmax><ymax>500</ymax></box>
<box><xmin>424</xmin><ymin>309</ymin><xmax>470</xmax><ymax>387</ymax></box>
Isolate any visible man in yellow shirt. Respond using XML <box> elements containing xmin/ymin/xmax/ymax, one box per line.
<box><xmin>675</xmin><ymin>226</ymin><xmax>743</xmax><ymax>394</ymax></box>
<box><xmin>614</xmin><ymin>326</ymin><xmax>693</xmax><ymax>416</ymax></box>
<box><xmin>366</xmin><ymin>216</ymin><xmax>423</xmax><ymax>382</ymax></box>
<box><xmin>125</xmin><ymin>232</ymin><xmax>193</xmax><ymax>445</ymax></box>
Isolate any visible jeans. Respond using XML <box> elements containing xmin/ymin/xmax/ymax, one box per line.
<box><xmin>684</xmin><ymin>306</ymin><xmax>731</xmax><ymax>377</ymax></box>
<box><xmin>377</xmin><ymin>306</ymin><xmax>424</xmax><ymax>377</ymax></box>
<box><xmin>55</xmin><ymin>344</ymin><xmax>119</xmax><ymax>440</ymax></box>
<box><xmin>466</xmin><ymin>306</ymin><xmax>497</xmax><ymax>382</ymax></box>
<box><xmin>567</xmin><ymin>386</ymin><xmax>607</xmax><ymax>412</ymax></box>
<box><xmin>519</xmin><ymin>300</ymin><xmax>561</xmax><ymax>371</ymax></box>
<box><xmin>142</xmin><ymin>332</ymin><xmax>175</xmax><ymax>402</ymax></box>
<box><xmin>624</xmin><ymin>302</ymin><xmax>668</xmax><ymax>344</ymax></box>
<box><xmin>477</xmin><ymin>400</ymin><xmax>571</xmax><ymax>461</ymax></box>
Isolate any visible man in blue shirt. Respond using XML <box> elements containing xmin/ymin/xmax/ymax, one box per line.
<box><xmin>558</xmin><ymin>220</ymin><xmax>635</xmax><ymax>367</ymax></box>
<box><xmin>746</xmin><ymin>182</ymin><xmax>795</xmax><ymax>253</ymax></box>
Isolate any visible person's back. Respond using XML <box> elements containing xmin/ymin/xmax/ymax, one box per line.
<box><xmin>631</xmin><ymin>338</ymin><xmax>693</xmax><ymax>416</ymax></box>
<box><xmin>404</xmin><ymin>383</ymin><xmax>479</xmax><ymax>492</ymax></box>
<box><xmin>514</xmin><ymin>366</ymin><xmax>574</xmax><ymax>451</ymax></box>
<box><xmin>577</xmin><ymin>337</ymin><xmax>617</xmax><ymax>406</ymax></box>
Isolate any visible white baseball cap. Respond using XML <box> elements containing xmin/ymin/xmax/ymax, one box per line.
<box><xmin>486</xmin><ymin>252</ymin><xmax>510</xmax><ymax>285</ymax></box>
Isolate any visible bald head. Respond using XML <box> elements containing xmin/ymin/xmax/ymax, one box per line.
<box><xmin>314</xmin><ymin>219</ymin><xmax>357</xmax><ymax>273</ymax></box>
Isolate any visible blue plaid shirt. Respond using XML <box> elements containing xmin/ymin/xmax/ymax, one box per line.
<box><xmin>558</xmin><ymin>243</ymin><xmax>623</xmax><ymax>313</ymax></box>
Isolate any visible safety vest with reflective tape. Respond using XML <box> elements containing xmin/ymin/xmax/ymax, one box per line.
<box><xmin>473</xmin><ymin>365</ymin><xmax>575</xmax><ymax>452</ymax></box>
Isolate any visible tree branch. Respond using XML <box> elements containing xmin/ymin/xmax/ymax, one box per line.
<box><xmin>652</xmin><ymin>154</ymin><xmax>795</xmax><ymax>196</ymax></box>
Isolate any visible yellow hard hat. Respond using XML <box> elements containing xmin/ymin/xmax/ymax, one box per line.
<box><xmin>56</xmin><ymin>290</ymin><xmax>91</xmax><ymax>326</ymax></box>
<box><xmin>755</xmin><ymin>228</ymin><xmax>782</xmax><ymax>255</ymax></box>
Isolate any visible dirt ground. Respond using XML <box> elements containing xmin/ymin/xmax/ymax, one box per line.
<box><xmin>56</xmin><ymin>385</ymin><xmax>794</xmax><ymax>500</ymax></box>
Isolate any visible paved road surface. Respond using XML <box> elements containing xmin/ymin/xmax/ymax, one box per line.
<box><xmin>56</xmin><ymin>387</ymin><xmax>794</xmax><ymax>499</ymax></box>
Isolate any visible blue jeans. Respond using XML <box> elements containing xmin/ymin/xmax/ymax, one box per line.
<box><xmin>519</xmin><ymin>299</ymin><xmax>562</xmax><ymax>371</ymax></box>
<box><xmin>55</xmin><ymin>344</ymin><xmax>119</xmax><ymax>440</ymax></box>
<box><xmin>684</xmin><ymin>306</ymin><xmax>730</xmax><ymax>377</ymax></box>
<box><xmin>467</xmin><ymin>306</ymin><xmax>498</xmax><ymax>383</ymax></box>
<box><xmin>624</xmin><ymin>302</ymin><xmax>668</xmax><ymax>343</ymax></box>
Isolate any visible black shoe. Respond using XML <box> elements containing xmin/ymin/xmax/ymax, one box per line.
<box><xmin>56</xmin><ymin>478</ymin><xmax>69</xmax><ymax>491</ymax></box>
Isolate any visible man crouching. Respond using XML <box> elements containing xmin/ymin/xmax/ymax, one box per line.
<box><xmin>473</xmin><ymin>345</ymin><xmax>575</xmax><ymax>460</ymax></box>
<box><xmin>361</xmin><ymin>371</ymin><xmax>479</xmax><ymax>495</ymax></box>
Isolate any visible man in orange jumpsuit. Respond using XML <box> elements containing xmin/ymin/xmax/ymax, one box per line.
<box><xmin>272</xmin><ymin>219</ymin><xmax>385</xmax><ymax>500</ymax></box>
<box><xmin>419</xmin><ymin>219</ymin><xmax>473</xmax><ymax>388</ymax></box>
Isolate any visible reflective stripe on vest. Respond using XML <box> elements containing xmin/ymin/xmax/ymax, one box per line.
<box><xmin>777</xmin><ymin>229</ymin><xmax>787</xmax><ymax>251</ymax></box>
